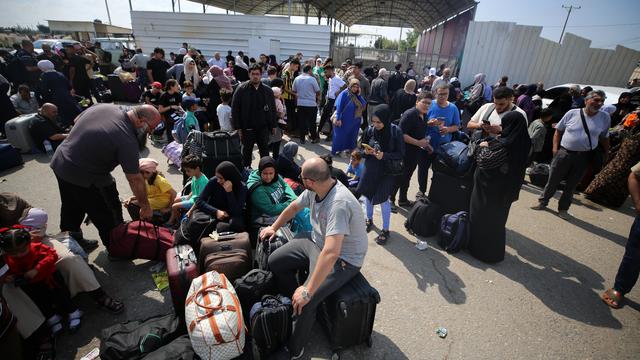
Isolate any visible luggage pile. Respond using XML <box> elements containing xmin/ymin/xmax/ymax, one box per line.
<box><xmin>180</xmin><ymin>130</ymin><xmax>244</xmax><ymax>178</ymax></box>
<box><xmin>102</xmin><ymin>218</ymin><xmax>380</xmax><ymax>359</ymax></box>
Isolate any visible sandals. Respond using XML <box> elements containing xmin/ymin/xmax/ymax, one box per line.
<box><xmin>365</xmin><ymin>219</ymin><xmax>374</xmax><ymax>232</ymax></box>
<box><xmin>375</xmin><ymin>230</ymin><xmax>390</xmax><ymax>245</ymax></box>
<box><xmin>68</xmin><ymin>309</ymin><xmax>83</xmax><ymax>333</ymax></box>
<box><xmin>47</xmin><ymin>315</ymin><xmax>63</xmax><ymax>337</ymax></box>
<box><xmin>98</xmin><ymin>295</ymin><xmax>125</xmax><ymax>314</ymax></box>
<box><xmin>602</xmin><ymin>288</ymin><xmax>623</xmax><ymax>309</ymax></box>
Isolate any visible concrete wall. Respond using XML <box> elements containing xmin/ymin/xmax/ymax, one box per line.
<box><xmin>458</xmin><ymin>21</ymin><xmax>640</xmax><ymax>88</ymax></box>
<box><xmin>130</xmin><ymin>11</ymin><xmax>330</xmax><ymax>62</ymax></box>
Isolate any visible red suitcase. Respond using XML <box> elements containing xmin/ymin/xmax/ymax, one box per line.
<box><xmin>108</xmin><ymin>221</ymin><xmax>174</xmax><ymax>261</ymax></box>
<box><xmin>166</xmin><ymin>244</ymin><xmax>199</xmax><ymax>316</ymax></box>
<box><xmin>198</xmin><ymin>232</ymin><xmax>252</xmax><ymax>272</ymax></box>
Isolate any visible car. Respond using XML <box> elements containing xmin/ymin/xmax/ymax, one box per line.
<box><xmin>541</xmin><ymin>83</ymin><xmax>639</xmax><ymax>109</ymax></box>
<box><xmin>10</xmin><ymin>39</ymin><xmax>80</xmax><ymax>55</ymax></box>
<box><xmin>93</xmin><ymin>38</ymin><xmax>136</xmax><ymax>66</ymax></box>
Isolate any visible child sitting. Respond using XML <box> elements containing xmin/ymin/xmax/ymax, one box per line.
<box><xmin>167</xmin><ymin>155</ymin><xmax>209</xmax><ymax>225</ymax></box>
<box><xmin>217</xmin><ymin>91</ymin><xmax>233</xmax><ymax>132</ymax></box>
<box><xmin>347</xmin><ymin>150</ymin><xmax>365</xmax><ymax>186</ymax></box>
<box><xmin>125</xmin><ymin>158</ymin><xmax>177</xmax><ymax>223</ymax></box>
<box><xmin>0</xmin><ymin>226</ymin><xmax>82</xmax><ymax>336</ymax></box>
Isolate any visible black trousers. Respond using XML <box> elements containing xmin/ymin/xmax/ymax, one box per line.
<box><xmin>392</xmin><ymin>150</ymin><xmax>433</xmax><ymax>202</ymax></box>
<box><xmin>614</xmin><ymin>216</ymin><xmax>640</xmax><ymax>295</ymax></box>
<box><xmin>284</xmin><ymin>98</ymin><xmax>297</xmax><ymax>132</ymax></box>
<box><xmin>21</xmin><ymin>271</ymin><xmax>78</xmax><ymax>318</ymax></box>
<box><xmin>56</xmin><ymin>175</ymin><xmax>123</xmax><ymax>246</ymax></box>
<box><xmin>318</xmin><ymin>98</ymin><xmax>335</xmax><ymax>136</ymax></box>
<box><xmin>241</xmin><ymin>128</ymin><xmax>271</xmax><ymax>167</ymax></box>
<box><xmin>297</xmin><ymin>106</ymin><xmax>318</xmax><ymax>140</ymax></box>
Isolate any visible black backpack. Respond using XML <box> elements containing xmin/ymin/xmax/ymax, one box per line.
<box><xmin>99</xmin><ymin>313</ymin><xmax>184</xmax><ymax>360</ymax></box>
<box><xmin>255</xmin><ymin>226</ymin><xmax>292</xmax><ymax>270</ymax></box>
<box><xmin>404</xmin><ymin>198</ymin><xmax>443</xmax><ymax>237</ymax></box>
<box><xmin>250</xmin><ymin>295</ymin><xmax>293</xmax><ymax>355</ymax></box>
<box><xmin>233</xmin><ymin>269</ymin><xmax>277</xmax><ymax>327</ymax></box>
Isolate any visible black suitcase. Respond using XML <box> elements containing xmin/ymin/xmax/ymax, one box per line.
<box><xmin>233</xmin><ymin>269</ymin><xmax>277</xmax><ymax>326</ymax></box>
<box><xmin>318</xmin><ymin>272</ymin><xmax>380</xmax><ymax>359</ymax></box>
<box><xmin>200</xmin><ymin>131</ymin><xmax>243</xmax><ymax>177</ymax></box>
<box><xmin>404</xmin><ymin>197</ymin><xmax>443</xmax><ymax>237</ymax></box>
<box><xmin>250</xmin><ymin>295</ymin><xmax>293</xmax><ymax>356</ymax></box>
<box><xmin>255</xmin><ymin>226</ymin><xmax>293</xmax><ymax>270</ymax></box>
<box><xmin>428</xmin><ymin>169</ymin><xmax>473</xmax><ymax>214</ymax></box>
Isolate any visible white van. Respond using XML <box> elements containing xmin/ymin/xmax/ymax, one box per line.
<box><xmin>93</xmin><ymin>37</ymin><xmax>136</xmax><ymax>66</ymax></box>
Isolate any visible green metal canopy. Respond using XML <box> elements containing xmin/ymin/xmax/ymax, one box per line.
<box><xmin>189</xmin><ymin>0</ymin><xmax>477</xmax><ymax>29</ymax></box>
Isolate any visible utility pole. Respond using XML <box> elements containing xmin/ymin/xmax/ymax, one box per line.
<box><xmin>104</xmin><ymin>0</ymin><xmax>112</xmax><ymax>24</ymax></box>
<box><xmin>128</xmin><ymin>0</ymin><xmax>132</xmax><ymax>11</ymax></box>
<box><xmin>559</xmin><ymin>4</ymin><xmax>581</xmax><ymax>44</ymax></box>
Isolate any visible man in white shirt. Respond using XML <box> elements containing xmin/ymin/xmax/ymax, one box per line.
<box><xmin>467</xmin><ymin>86</ymin><xmax>528</xmax><ymax>136</ymax></box>
<box><xmin>207</xmin><ymin>52</ymin><xmax>226</xmax><ymax>69</ymax></box>
<box><xmin>317</xmin><ymin>65</ymin><xmax>346</xmax><ymax>140</ymax></box>
<box><xmin>292</xmin><ymin>64</ymin><xmax>321</xmax><ymax>144</ymax></box>
<box><xmin>130</xmin><ymin>49</ymin><xmax>150</xmax><ymax>88</ymax></box>
<box><xmin>432</xmin><ymin>67</ymin><xmax>451</xmax><ymax>90</ymax></box>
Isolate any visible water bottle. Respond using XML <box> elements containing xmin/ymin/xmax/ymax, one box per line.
<box><xmin>43</xmin><ymin>140</ymin><xmax>53</xmax><ymax>153</ymax></box>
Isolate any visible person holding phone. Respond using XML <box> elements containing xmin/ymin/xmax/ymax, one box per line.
<box><xmin>467</xmin><ymin>86</ymin><xmax>528</xmax><ymax>136</ymax></box>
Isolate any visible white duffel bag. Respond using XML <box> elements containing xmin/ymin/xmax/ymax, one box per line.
<box><xmin>185</xmin><ymin>271</ymin><xmax>245</xmax><ymax>360</ymax></box>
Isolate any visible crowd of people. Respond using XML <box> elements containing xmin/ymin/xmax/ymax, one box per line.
<box><xmin>1</xmin><ymin>39</ymin><xmax>640</xmax><ymax>360</ymax></box>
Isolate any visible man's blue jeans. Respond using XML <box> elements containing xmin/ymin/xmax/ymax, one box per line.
<box><xmin>614</xmin><ymin>216</ymin><xmax>640</xmax><ymax>295</ymax></box>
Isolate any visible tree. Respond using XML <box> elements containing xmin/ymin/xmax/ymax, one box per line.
<box><xmin>399</xmin><ymin>29</ymin><xmax>420</xmax><ymax>51</ymax></box>
<box><xmin>374</xmin><ymin>36</ymin><xmax>398</xmax><ymax>50</ymax></box>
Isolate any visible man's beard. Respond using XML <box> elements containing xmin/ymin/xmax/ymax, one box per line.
<box><xmin>136</xmin><ymin>128</ymin><xmax>148</xmax><ymax>151</ymax></box>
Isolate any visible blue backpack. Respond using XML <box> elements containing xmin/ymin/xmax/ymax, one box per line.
<box><xmin>436</xmin><ymin>141</ymin><xmax>473</xmax><ymax>175</ymax></box>
<box><xmin>438</xmin><ymin>211</ymin><xmax>469</xmax><ymax>253</ymax></box>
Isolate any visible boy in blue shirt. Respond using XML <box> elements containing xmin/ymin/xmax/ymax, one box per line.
<box><xmin>427</xmin><ymin>83</ymin><xmax>461</xmax><ymax>148</ymax></box>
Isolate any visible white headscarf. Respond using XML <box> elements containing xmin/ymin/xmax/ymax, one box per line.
<box><xmin>183</xmin><ymin>56</ymin><xmax>201</xmax><ymax>89</ymax></box>
<box><xmin>235</xmin><ymin>55</ymin><xmax>248</xmax><ymax>70</ymax></box>
<box><xmin>37</xmin><ymin>60</ymin><xmax>55</xmax><ymax>72</ymax></box>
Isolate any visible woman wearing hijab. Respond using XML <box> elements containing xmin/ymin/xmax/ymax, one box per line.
<box><xmin>516</xmin><ymin>84</ymin><xmax>537</xmax><ymax>124</ymax></box>
<box><xmin>333</xmin><ymin>79</ymin><xmax>367</xmax><ymax>156</ymax></box>
<box><xmin>276</xmin><ymin>142</ymin><xmax>302</xmax><ymax>182</ymax></box>
<box><xmin>467</xmin><ymin>73</ymin><xmax>492</xmax><ymax>116</ymax></box>
<box><xmin>245</xmin><ymin>156</ymin><xmax>298</xmax><ymax>224</ymax></box>
<box><xmin>37</xmin><ymin>60</ymin><xmax>82</xmax><ymax>126</ymax></box>
<box><xmin>357</xmin><ymin>104</ymin><xmax>405</xmax><ymax>245</ymax></box>
<box><xmin>233</xmin><ymin>56</ymin><xmax>250</xmax><ymax>82</ymax></box>
<box><xmin>179</xmin><ymin>56</ymin><xmax>201</xmax><ymax>90</ymax></box>
<box><xmin>390</xmin><ymin>79</ymin><xmax>417</xmax><ymax>121</ymax></box>
<box><xmin>468</xmin><ymin>111</ymin><xmax>532</xmax><ymax>263</ymax></box>
<box><xmin>194</xmin><ymin>161</ymin><xmax>247</xmax><ymax>233</ymax></box>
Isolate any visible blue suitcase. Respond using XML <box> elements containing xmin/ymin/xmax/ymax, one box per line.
<box><xmin>0</xmin><ymin>144</ymin><xmax>24</xmax><ymax>172</ymax></box>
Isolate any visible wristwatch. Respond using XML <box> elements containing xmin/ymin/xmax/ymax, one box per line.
<box><xmin>301</xmin><ymin>287</ymin><xmax>311</xmax><ymax>301</ymax></box>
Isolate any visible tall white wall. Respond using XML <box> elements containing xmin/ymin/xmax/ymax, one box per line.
<box><xmin>131</xmin><ymin>11</ymin><xmax>330</xmax><ymax>61</ymax></box>
<box><xmin>458</xmin><ymin>21</ymin><xmax>640</xmax><ymax>88</ymax></box>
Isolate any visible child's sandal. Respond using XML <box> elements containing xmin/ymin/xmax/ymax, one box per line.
<box><xmin>47</xmin><ymin>315</ymin><xmax>63</xmax><ymax>337</ymax></box>
<box><xmin>68</xmin><ymin>309</ymin><xmax>83</xmax><ymax>333</ymax></box>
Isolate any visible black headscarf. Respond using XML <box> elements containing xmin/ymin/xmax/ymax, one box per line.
<box><xmin>372</xmin><ymin>104</ymin><xmax>392</xmax><ymax>148</ymax></box>
<box><xmin>258</xmin><ymin>156</ymin><xmax>278</xmax><ymax>184</ymax></box>
<box><xmin>215</xmin><ymin>161</ymin><xmax>242</xmax><ymax>189</ymax></box>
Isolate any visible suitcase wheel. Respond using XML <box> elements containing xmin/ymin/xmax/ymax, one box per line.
<box><xmin>366</xmin><ymin>335</ymin><xmax>373</xmax><ymax>348</ymax></box>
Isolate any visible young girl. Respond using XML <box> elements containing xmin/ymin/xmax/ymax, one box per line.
<box><xmin>126</xmin><ymin>158</ymin><xmax>177</xmax><ymax>223</ymax></box>
<box><xmin>182</xmin><ymin>80</ymin><xmax>197</xmax><ymax>101</ymax></box>
<box><xmin>346</xmin><ymin>150</ymin><xmax>365</xmax><ymax>186</ymax></box>
<box><xmin>0</xmin><ymin>226</ymin><xmax>82</xmax><ymax>336</ymax></box>
<box><xmin>269</xmin><ymin>87</ymin><xmax>287</xmax><ymax>160</ymax></box>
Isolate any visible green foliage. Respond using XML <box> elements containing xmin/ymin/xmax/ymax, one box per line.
<box><xmin>372</xmin><ymin>29</ymin><xmax>421</xmax><ymax>51</ymax></box>
<box><xmin>374</xmin><ymin>37</ymin><xmax>398</xmax><ymax>50</ymax></box>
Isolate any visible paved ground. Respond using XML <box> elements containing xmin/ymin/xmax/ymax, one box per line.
<box><xmin>1</xmin><ymin>133</ymin><xmax>639</xmax><ymax>360</ymax></box>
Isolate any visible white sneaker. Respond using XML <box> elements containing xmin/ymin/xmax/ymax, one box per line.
<box><xmin>415</xmin><ymin>240</ymin><xmax>429</xmax><ymax>251</ymax></box>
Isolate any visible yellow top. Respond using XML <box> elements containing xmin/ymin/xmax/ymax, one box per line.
<box><xmin>146</xmin><ymin>175</ymin><xmax>174</xmax><ymax>210</ymax></box>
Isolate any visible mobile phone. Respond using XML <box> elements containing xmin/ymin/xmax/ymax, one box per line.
<box><xmin>482</xmin><ymin>120</ymin><xmax>491</xmax><ymax>125</ymax></box>
<box><xmin>361</xmin><ymin>143</ymin><xmax>374</xmax><ymax>151</ymax></box>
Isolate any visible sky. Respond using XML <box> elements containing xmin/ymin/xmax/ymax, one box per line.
<box><xmin>2</xmin><ymin>0</ymin><xmax>640</xmax><ymax>50</ymax></box>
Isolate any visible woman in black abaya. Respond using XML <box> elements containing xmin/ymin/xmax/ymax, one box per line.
<box><xmin>468</xmin><ymin>111</ymin><xmax>531</xmax><ymax>263</ymax></box>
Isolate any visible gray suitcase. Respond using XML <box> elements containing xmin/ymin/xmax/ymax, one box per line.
<box><xmin>5</xmin><ymin>114</ymin><xmax>37</xmax><ymax>153</ymax></box>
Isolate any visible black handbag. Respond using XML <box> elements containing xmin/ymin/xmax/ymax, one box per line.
<box><xmin>384</xmin><ymin>159</ymin><xmax>404</xmax><ymax>176</ymax></box>
<box><xmin>475</xmin><ymin>140</ymin><xmax>508</xmax><ymax>170</ymax></box>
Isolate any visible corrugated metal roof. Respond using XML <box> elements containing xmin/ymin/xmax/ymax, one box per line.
<box><xmin>190</xmin><ymin>0</ymin><xmax>476</xmax><ymax>29</ymax></box>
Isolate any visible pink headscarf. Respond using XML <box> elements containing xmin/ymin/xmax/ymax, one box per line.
<box><xmin>209</xmin><ymin>65</ymin><xmax>232</xmax><ymax>92</ymax></box>
<box><xmin>139</xmin><ymin>158</ymin><xmax>159</xmax><ymax>173</ymax></box>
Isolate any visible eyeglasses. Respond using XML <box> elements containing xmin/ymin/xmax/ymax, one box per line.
<box><xmin>436</xmin><ymin>93</ymin><xmax>448</xmax><ymax>97</ymax></box>
<box><xmin>300</xmin><ymin>176</ymin><xmax>316</xmax><ymax>182</ymax></box>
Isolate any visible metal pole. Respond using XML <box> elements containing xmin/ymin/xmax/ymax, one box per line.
<box><xmin>171</xmin><ymin>0</ymin><xmax>175</xmax><ymax>13</ymax></box>
<box><xmin>104</xmin><ymin>0</ymin><xmax>112</xmax><ymax>24</ymax></box>
<box><xmin>559</xmin><ymin>5</ymin><xmax>581</xmax><ymax>44</ymax></box>
<box><xmin>128</xmin><ymin>0</ymin><xmax>132</xmax><ymax>11</ymax></box>
<box><xmin>178</xmin><ymin>0</ymin><xmax>181</xmax><ymax>12</ymax></box>
<box><xmin>288</xmin><ymin>0</ymin><xmax>292</xmax><ymax>20</ymax></box>
<box><xmin>203</xmin><ymin>4</ymin><xmax>206</xmax><ymax>13</ymax></box>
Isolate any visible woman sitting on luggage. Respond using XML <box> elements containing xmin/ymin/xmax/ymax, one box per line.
<box><xmin>125</xmin><ymin>158</ymin><xmax>177</xmax><ymax>223</ymax></box>
<box><xmin>246</xmin><ymin>156</ymin><xmax>297</xmax><ymax>225</ymax></box>
<box><xmin>357</xmin><ymin>104</ymin><xmax>405</xmax><ymax>245</ymax></box>
<box><xmin>192</xmin><ymin>161</ymin><xmax>247</xmax><ymax>233</ymax></box>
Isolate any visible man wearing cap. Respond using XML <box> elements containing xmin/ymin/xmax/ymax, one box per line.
<box><xmin>50</xmin><ymin>104</ymin><xmax>162</xmax><ymax>247</ymax></box>
<box><xmin>142</xmin><ymin>82</ymin><xmax>163</xmax><ymax>108</ymax></box>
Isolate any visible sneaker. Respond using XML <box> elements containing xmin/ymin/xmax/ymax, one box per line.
<box><xmin>530</xmin><ymin>202</ymin><xmax>547</xmax><ymax>211</ymax></box>
<box><xmin>390</xmin><ymin>203</ymin><xmax>398</xmax><ymax>213</ymax></box>
<box><xmin>47</xmin><ymin>315</ymin><xmax>63</xmax><ymax>337</ymax></box>
<box><xmin>558</xmin><ymin>210</ymin><xmax>572</xmax><ymax>220</ymax></box>
<box><xmin>415</xmin><ymin>240</ymin><xmax>429</xmax><ymax>251</ymax></box>
<box><xmin>76</xmin><ymin>237</ymin><xmax>99</xmax><ymax>250</ymax></box>
<box><xmin>398</xmin><ymin>200</ymin><xmax>414</xmax><ymax>208</ymax></box>
<box><xmin>365</xmin><ymin>219</ymin><xmax>374</xmax><ymax>232</ymax></box>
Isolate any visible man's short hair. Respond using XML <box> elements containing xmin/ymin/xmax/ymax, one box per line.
<box><xmin>136</xmin><ymin>48</ymin><xmax>143</xmax><ymax>54</ymax></box>
<box><xmin>493</xmin><ymin>86</ymin><xmax>515</xmax><ymax>100</ymax></box>
<box><xmin>153</xmin><ymin>47</ymin><xmax>164</xmax><ymax>55</ymax></box>
<box><xmin>94</xmin><ymin>41</ymin><xmax>101</xmax><ymax>46</ymax></box>
<box><xmin>238</xmin><ymin>51</ymin><xmax>244</xmax><ymax>56</ymax></box>
<box><xmin>417</xmin><ymin>91</ymin><xmax>433</xmax><ymax>101</ymax></box>
<box><xmin>267</xmin><ymin>66</ymin><xmax>277</xmax><ymax>75</ymax></box>
<box><xmin>324</xmin><ymin>65</ymin><xmax>334</xmax><ymax>71</ymax></box>
<box><xmin>434</xmin><ymin>83</ymin><xmax>450</xmax><ymax>92</ymax></box>
<box><xmin>306</xmin><ymin>157</ymin><xmax>332</xmax><ymax>181</ymax></box>
<box><xmin>302</xmin><ymin>64</ymin><xmax>313</xmax><ymax>73</ymax></box>
<box><xmin>219</xmin><ymin>90</ymin><xmax>232</xmax><ymax>102</ymax></box>
<box><xmin>540</xmin><ymin>108</ymin><xmax>553</xmax><ymax>118</ymax></box>
<box><xmin>249</xmin><ymin>63</ymin><xmax>262</xmax><ymax>73</ymax></box>
<box><xmin>290</xmin><ymin>59</ymin><xmax>301</xmax><ymax>66</ymax></box>
<box><xmin>395</xmin><ymin>63</ymin><xmax>402</xmax><ymax>71</ymax></box>
<box><xmin>501</xmin><ymin>76</ymin><xmax>509</xmax><ymax>82</ymax></box>
<box><xmin>182</xmin><ymin>154</ymin><xmax>202</xmax><ymax>170</ymax></box>
<box><xmin>21</xmin><ymin>40</ymin><xmax>32</xmax><ymax>47</ymax></box>
<box><xmin>355</xmin><ymin>62</ymin><xmax>363</xmax><ymax>69</ymax></box>
<box><xmin>585</xmin><ymin>89</ymin><xmax>606</xmax><ymax>100</ymax></box>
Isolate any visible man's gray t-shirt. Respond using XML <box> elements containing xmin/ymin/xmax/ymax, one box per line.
<box><xmin>292</xmin><ymin>74</ymin><xmax>320</xmax><ymax>107</ymax></box>
<box><xmin>296</xmin><ymin>181</ymin><xmax>368</xmax><ymax>267</ymax></box>
<box><xmin>556</xmin><ymin>108</ymin><xmax>611</xmax><ymax>152</ymax></box>
<box><xmin>50</xmin><ymin>104</ymin><xmax>140</xmax><ymax>188</ymax></box>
